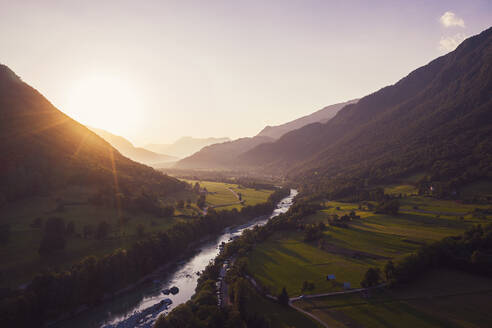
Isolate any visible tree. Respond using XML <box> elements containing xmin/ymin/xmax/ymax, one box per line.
<box><xmin>0</xmin><ymin>224</ymin><xmax>11</xmax><ymax>244</ymax></box>
<box><xmin>161</xmin><ymin>205</ymin><xmax>174</xmax><ymax>217</ymax></box>
<box><xmin>39</xmin><ymin>217</ymin><xmax>66</xmax><ymax>255</ymax></box>
<box><xmin>136</xmin><ymin>223</ymin><xmax>145</xmax><ymax>237</ymax></box>
<box><xmin>83</xmin><ymin>224</ymin><xmax>94</xmax><ymax>238</ymax></box>
<box><xmin>384</xmin><ymin>260</ymin><xmax>395</xmax><ymax>281</ymax></box>
<box><xmin>361</xmin><ymin>267</ymin><xmax>382</xmax><ymax>288</ymax></box>
<box><xmin>197</xmin><ymin>194</ymin><xmax>206</xmax><ymax>209</ymax></box>
<box><xmin>30</xmin><ymin>217</ymin><xmax>43</xmax><ymax>228</ymax></box>
<box><xmin>278</xmin><ymin>287</ymin><xmax>289</xmax><ymax>306</ymax></box>
<box><xmin>96</xmin><ymin>221</ymin><xmax>110</xmax><ymax>240</ymax></box>
<box><xmin>375</xmin><ymin>199</ymin><xmax>400</xmax><ymax>215</ymax></box>
<box><xmin>66</xmin><ymin>221</ymin><xmax>75</xmax><ymax>235</ymax></box>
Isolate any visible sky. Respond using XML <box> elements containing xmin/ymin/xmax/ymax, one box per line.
<box><xmin>1</xmin><ymin>0</ymin><xmax>491</xmax><ymax>145</ymax></box>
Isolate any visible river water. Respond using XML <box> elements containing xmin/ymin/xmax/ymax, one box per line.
<box><xmin>58</xmin><ymin>189</ymin><xmax>298</xmax><ymax>328</ymax></box>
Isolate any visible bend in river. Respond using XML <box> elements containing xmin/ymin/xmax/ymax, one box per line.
<box><xmin>58</xmin><ymin>189</ymin><xmax>298</xmax><ymax>328</ymax></box>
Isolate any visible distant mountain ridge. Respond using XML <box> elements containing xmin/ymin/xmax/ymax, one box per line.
<box><xmin>257</xmin><ymin>98</ymin><xmax>358</xmax><ymax>139</ymax></box>
<box><xmin>176</xmin><ymin>135</ymin><xmax>273</xmax><ymax>170</ymax></box>
<box><xmin>90</xmin><ymin>127</ymin><xmax>176</xmax><ymax>166</ymax></box>
<box><xmin>145</xmin><ymin>136</ymin><xmax>230</xmax><ymax>158</ymax></box>
<box><xmin>176</xmin><ymin>100</ymin><xmax>359</xmax><ymax>170</ymax></box>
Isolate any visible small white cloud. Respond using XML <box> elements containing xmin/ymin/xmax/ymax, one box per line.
<box><xmin>440</xmin><ymin>11</ymin><xmax>465</xmax><ymax>28</ymax></box>
<box><xmin>438</xmin><ymin>33</ymin><xmax>466</xmax><ymax>52</ymax></box>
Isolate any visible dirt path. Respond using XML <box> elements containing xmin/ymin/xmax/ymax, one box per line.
<box><xmin>245</xmin><ymin>274</ymin><xmax>387</xmax><ymax>328</ymax></box>
<box><xmin>289</xmin><ymin>300</ymin><xmax>331</xmax><ymax>328</ymax></box>
<box><xmin>403</xmin><ymin>208</ymin><xmax>467</xmax><ymax>216</ymax></box>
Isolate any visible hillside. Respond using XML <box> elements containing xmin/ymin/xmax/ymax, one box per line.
<box><xmin>0</xmin><ymin>64</ymin><xmax>187</xmax><ymax>206</ymax></box>
<box><xmin>145</xmin><ymin>136</ymin><xmax>230</xmax><ymax>158</ymax></box>
<box><xmin>176</xmin><ymin>135</ymin><xmax>274</xmax><ymax>170</ymax></box>
<box><xmin>238</xmin><ymin>27</ymin><xmax>492</xmax><ymax>197</ymax></box>
<box><xmin>257</xmin><ymin>98</ymin><xmax>358</xmax><ymax>139</ymax></box>
<box><xmin>175</xmin><ymin>99</ymin><xmax>359</xmax><ymax>170</ymax></box>
<box><xmin>90</xmin><ymin>127</ymin><xmax>177</xmax><ymax>166</ymax></box>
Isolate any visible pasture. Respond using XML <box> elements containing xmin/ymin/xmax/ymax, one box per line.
<box><xmin>296</xmin><ymin>270</ymin><xmax>492</xmax><ymax>328</ymax></box>
<box><xmin>244</xmin><ymin>280</ymin><xmax>322</xmax><ymax>328</ymax></box>
<box><xmin>247</xmin><ymin>190</ymin><xmax>491</xmax><ymax>298</ymax></box>
<box><xmin>0</xmin><ymin>186</ymin><xmax>186</xmax><ymax>288</ymax></box>
<box><xmin>182</xmin><ymin>179</ymin><xmax>273</xmax><ymax>209</ymax></box>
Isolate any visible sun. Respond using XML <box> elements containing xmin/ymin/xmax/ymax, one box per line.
<box><xmin>65</xmin><ymin>74</ymin><xmax>144</xmax><ymax>138</ymax></box>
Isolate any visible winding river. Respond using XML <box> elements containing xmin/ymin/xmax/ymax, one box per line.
<box><xmin>58</xmin><ymin>189</ymin><xmax>298</xmax><ymax>328</ymax></box>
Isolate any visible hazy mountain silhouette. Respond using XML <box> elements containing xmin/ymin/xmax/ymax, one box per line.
<box><xmin>257</xmin><ymin>98</ymin><xmax>358</xmax><ymax>139</ymax></box>
<box><xmin>0</xmin><ymin>64</ymin><xmax>186</xmax><ymax>203</ymax></box>
<box><xmin>176</xmin><ymin>100</ymin><xmax>358</xmax><ymax>169</ymax></box>
<box><xmin>176</xmin><ymin>136</ymin><xmax>274</xmax><ymax>170</ymax></box>
<box><xmin>90</xmin><ymin>127</ymin><xmax>177</xmax><ymax>166</ymax></box>
<box><xmin>145</xmin><ymin>136</ymin><xmax>230</xmax><ymax>158</ymax></box>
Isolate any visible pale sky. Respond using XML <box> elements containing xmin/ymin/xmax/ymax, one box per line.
<box><xmin>1</xmin><ymin>0</ymin><xmax>491</xmax><ymax>145</ymax></box>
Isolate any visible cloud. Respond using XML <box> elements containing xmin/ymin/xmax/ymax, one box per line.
<box><xmin>440</xmin><ymin>11</ymin><xmax>465</xmax><ymax>28</ymax></box>
<box><xmin>438</xmin><ymin>33</ymin><xmax>466</xmax><ymax>52</ymax></box>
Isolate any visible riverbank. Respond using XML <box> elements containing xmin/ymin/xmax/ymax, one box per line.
<box><xmin>49</xmin><ymin>188</ymin><xmax>294</xmax><ymax>328</ymax></box>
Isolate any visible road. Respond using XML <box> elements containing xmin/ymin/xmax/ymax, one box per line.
<box><xmin>245</xmin><ymin>274</ymin><xmax>386</xmax><ymax>327</ymax></box>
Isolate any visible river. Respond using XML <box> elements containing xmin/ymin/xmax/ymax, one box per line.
<box><xmin>58</xmin><ymin>189</ymin><xmax>298</xmax><ymax>328</ymax></box>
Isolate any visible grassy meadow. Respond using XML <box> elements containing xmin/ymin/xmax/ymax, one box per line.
<box><xmin>182</xmin><ymin>179</ymin><xmax>273</xmax><ymax>210</ymax></box>
<box><xmin>244</xmin><ymin>282</ymin><xmax>322</xmax><ymax>328</ymax></box>
<box><xmin>247</xmin><ymin>190</ymin><xmax>491</xmax><ymax>297</ymax></box>
<box><xmin>0</xmin><ymin>186</ymin><xmax>191</xmax><ymax>288</ymax></box>
<box><xmin>296</xmin><ymin>270</ymin><xmax>492</xmax><ymax>328</ymax></box>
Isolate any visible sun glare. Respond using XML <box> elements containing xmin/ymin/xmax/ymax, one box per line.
<box><xmin>66</xmin><ymin>75</ymin><xmax>144</xmax><ymax>138</ymax></box>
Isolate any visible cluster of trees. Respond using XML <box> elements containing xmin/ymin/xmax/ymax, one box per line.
<box><xmin>375</xmin><ymin>199</ymin><xmax>400</xmax><ymax>215</ymax></box>
<box><xmin>361</xmin><ymin>223</ymin><xmax>492</xmax><ymax>288</ymax></box>
<box><xmin>326</xmin><ymin>211</ymin><xmax>360</xmax><ymax>228</ymax></box>
<box><xmin>303</xmin><ymin>222</ymin><xmax>326</xmax><ymax>242</ymax></box>
<box><xmin>0</xmin><ymin>188</ymin><xmax>290</xmax><ymax>327</ymax></box>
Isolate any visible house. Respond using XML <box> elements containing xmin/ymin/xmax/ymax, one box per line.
<box><xmin>343</xmin><ymin>282</ymin><xmax>351</xmax><ymax>289</ymax></box>
<box><xmin>327</xmin><ymin>274</ymin><xmax>336</xmax><ymax>280</ymax></box>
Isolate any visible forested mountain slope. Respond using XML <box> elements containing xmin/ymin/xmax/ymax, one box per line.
<box><xmin>240</xmin><ymin>27</ymin><xmax>492</xmax><ymax>197</ymax></box>
<box><xmin>257</xmin><ymin>98</ymin><xmax>358</xmax><ymax>139</ymax></box>
<box><xmin>0</xmin><ymin>65</ymin><xmax>187</xmax><ymax>206</ymax></box>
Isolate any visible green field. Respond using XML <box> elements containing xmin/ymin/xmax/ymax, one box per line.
<box><xmin>247</xmin><ymin>192</ymin><xmax>491</xmax><ymax>297</ymax></box>
<box><xmin>183</xmin><ymin>179</ymin><xmax>273</xmax><ymax>210</ymax></box>
<box><xmin>0</xmin><ymin>186</ymin><xmax>189</xmax><ymax>288</ymax></box>
<box><xmin>244</xmin><ymin>281</ymin><xmax>322</xmax><ymax>328</ymax></box>
<box><xmin>296</xmin><ymin>270</ymin><xmax>492</xmax><ymax>328</ymax></box>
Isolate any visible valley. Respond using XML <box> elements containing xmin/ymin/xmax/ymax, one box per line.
<box><xmin>0</xmin><ymin>5</ymin><xmax>491</xmax><ymax>328</ymax></box>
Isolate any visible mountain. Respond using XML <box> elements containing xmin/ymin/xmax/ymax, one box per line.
<box><xmin>176</xmin><ymin>136</ymin><xmax>273</xmax><ymax>170</ymax></box>
<box><xmin>257</xmin><ymin>99</ymin><xmax>358</xmax><ymax>139</ymax></box>
<box><xmin>175</xmin><ymin>100</ymin><xmax>358</xmax><ymax>170</ymax></box>
<box><xmin>90</xmin><ymin>127</ymin><xmax>177</xmax><ymax>166</ymax></box>
<box><xmin>0</xmin><ymin>64</ymin><xmax>187</xmax><ymax>205</ymax></box>
<box><xmin>145</xmin><ymin>136</ymin><xmax>230</xmax><ymax>158</ymax></box>
<box><xmin>237</xmin><ymin>27</ymin><xmax>492</xmax><ymax>196</ymax></box>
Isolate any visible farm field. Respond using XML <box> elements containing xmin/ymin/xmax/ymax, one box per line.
<box><xmin>0</xmin><ymin>186</ymin><xmax>187</xmax><ymax>288</ymax></box>
<box><xmin>183</xmin><ymin>179</ymin><xmax>274</xmax><ymax>209</ymax></box>
<box><xmin>296</xmin><ymin>270</ymin><xmax>492</xmax><ymax>328</ymax></box>
<box><xmin>244</xmin><ymin>280</ymin><xmax>322</xmax><ymax>328</ymax></box>
<box><xmin>247</xmin><ymin>192</ymin><xmax>491</xmax><ymax>297</ymax></box>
